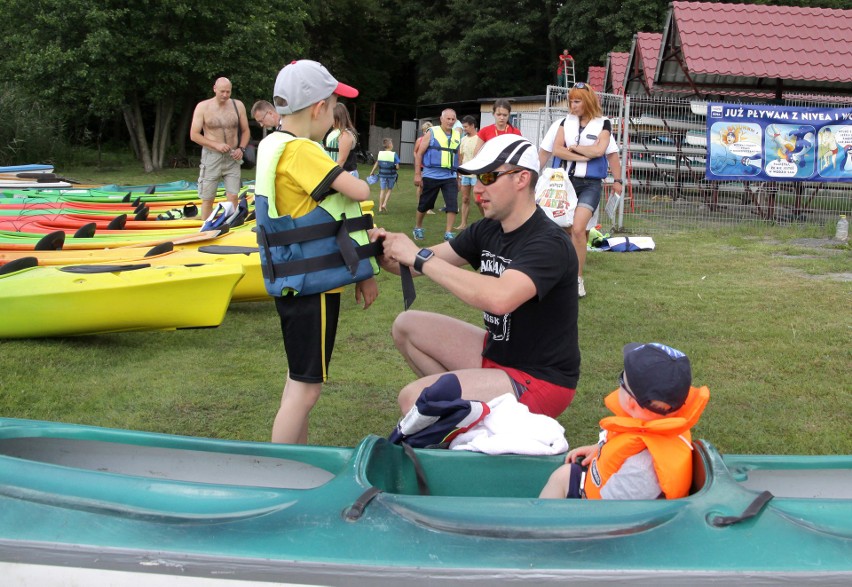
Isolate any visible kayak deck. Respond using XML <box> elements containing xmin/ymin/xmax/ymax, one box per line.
<box><xmin>0</xmin><ymin>418</ymin><xmax>849</xmax><ymax>585</ymax></box>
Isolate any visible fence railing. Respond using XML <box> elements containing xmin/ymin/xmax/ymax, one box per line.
<box><xmin>518</xmin><ymin>89</ymin><xmax>851</xmax><ymax>231</ymax></box>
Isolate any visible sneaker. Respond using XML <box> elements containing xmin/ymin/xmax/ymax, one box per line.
<box><xmin>413</xmin><ymin>227</ymin><xmax>425</xmax><ymax>241</ymax></box>
<box><xmin>578</xmin><ymin>276</ymin><xmax>586</xmax><ymax>298</ymax></box>
<box><xmin>444</xmin><ymin>231</ymin><xmax>454</xmax><ymax>241</ymax></box>
<box><xmin>426</xmin><ymin>209</ymin><xmax>436</xmax><ymax>215</ymax></box>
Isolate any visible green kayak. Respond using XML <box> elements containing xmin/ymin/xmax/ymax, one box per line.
<box><xmin>0</xmin><ymin>418</ymin><xmax>848</xmax><ymax>585</ymax></box>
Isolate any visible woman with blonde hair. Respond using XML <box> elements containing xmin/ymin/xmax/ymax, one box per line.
<box><xmin>551</xmin><ymin>83</ymin><xmax>612</xmax><ymax>298</ymax></box>
<box><xmin>325</xmin><ymin>103</ymin><xmax>360</xmax><ymax>176</ymax></box>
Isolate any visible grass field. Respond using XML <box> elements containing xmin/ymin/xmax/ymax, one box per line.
<box><xmin>1</xmin><ymin>160</ymin><xmax>850</xmax><ymax>455</ymax></box>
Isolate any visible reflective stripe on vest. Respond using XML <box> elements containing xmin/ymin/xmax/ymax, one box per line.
<box><xmin>424</xmin><ymin>128</ymin><xmax>461</xmax><ymax>170</ymax></box>
<box><xmin>324</xmin><ymin>128</ymin><xmax>341</xmax><ymax>161</ymax></box>
<box><xmin>254</xmin><ymin>131</ymin><xmax>380</xmax><ymax>297</ymax></box>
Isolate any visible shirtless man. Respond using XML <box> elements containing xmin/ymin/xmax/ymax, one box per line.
<box><xmin>190</xmin><ymin>77</ymin><xmax>250</xmax><ymax>219</ymax></box>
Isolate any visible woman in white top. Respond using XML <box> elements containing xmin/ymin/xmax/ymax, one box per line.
<box><xmin>551</xmin><ymin>83</ymin><xmax>612</xmax><ymax>298</ymax></box>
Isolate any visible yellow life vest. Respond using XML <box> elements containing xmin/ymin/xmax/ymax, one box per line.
<box><xmin>423</xmin><ymin>127</ymin><xmax>461</xmax><ymax>170</ymax></box>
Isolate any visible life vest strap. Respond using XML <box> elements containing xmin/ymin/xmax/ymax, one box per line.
<box><xmin>268</xmin><ymin>241</ymin><xmax>383</xmax><ymax>278</ymax></box>
<box><xmin>262</xmin><ymin>214</ymin><xmax>374</xmax><ymax>247</ymax></box>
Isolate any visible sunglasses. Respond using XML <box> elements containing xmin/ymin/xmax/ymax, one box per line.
<box><xmin>477</xmin><ymin>168</ymin><xmax>525</xmax><ymax>186</ymax></box>
<box><xmin>574</xmin><ymin>82</ymin><xmax>588</xmax><ymax>90</ymax></box>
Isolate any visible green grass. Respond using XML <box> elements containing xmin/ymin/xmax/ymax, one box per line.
<box><xmin>1</xmin><ymin>162</ymin><xmax>850</xmax><ymax>455</ymax></box>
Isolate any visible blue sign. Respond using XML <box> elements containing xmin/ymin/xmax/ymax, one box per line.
<box><xmin>706</xmin><ymin>103</ymin><xmax>852</xmax><ymax>182</ymax></box>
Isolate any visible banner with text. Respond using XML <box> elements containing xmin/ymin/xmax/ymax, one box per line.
<box><xmin>705</xmin><ymin>103</ymin><xmax>852</xmax><ymax>182</ymax></box>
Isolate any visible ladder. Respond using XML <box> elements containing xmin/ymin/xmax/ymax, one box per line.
<box><xmin>558</xmin><ymin>52</ymin><xmax>575</xmax><ymax>88</ymax></box>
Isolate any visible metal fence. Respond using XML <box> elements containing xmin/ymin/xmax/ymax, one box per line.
<box><xmin>520</xmin><ymin>87</ymin><xmax>852</xmax><ymax>231</ymax></box>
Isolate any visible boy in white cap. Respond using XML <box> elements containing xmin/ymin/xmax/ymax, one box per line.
<box><xmin>372</xmin><ymin>134</ymin><xmax>580</xmax><ymax>421</ymax></box>
<box><xmin>255</xmin><ymin>60</ymin><xmax>379</xmax><ymax>444</ymax></box>
<box><xmin>540</xmin><ymin>343</ymin><xmax>710</xmax><ymax>500</ymax></box>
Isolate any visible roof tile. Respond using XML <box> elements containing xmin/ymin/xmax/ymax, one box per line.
<box><xmin>672</xmin><ymin>1</ymin><xmax>852</xmax><ymax>82</ymax></box>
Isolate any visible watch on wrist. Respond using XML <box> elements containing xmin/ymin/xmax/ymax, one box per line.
<box><xmin>413</xmin><ymin>248</ymin><xmax>434</xmax><ymax>273</ymax></box>
<box><xmin>613</xmin><ymin>179</ymin><xmax>622</xmax><ymax>184</ymax></box>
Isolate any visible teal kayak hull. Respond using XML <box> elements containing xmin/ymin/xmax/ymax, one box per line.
<box><xmin>0</xmin><ymin>418</ymin><xmax>849</xmax><ymax>585</ymax></box>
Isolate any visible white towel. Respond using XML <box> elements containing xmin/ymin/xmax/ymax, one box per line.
<box><xmin>448</xmin><ymin>394</ymin><xmax>569</xmax><ymax>455</ymax></box>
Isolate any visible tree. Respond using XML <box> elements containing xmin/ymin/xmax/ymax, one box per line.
<box><xmin>549</xmin><ymin>0</ymin><xmax>668</xmax><ymax>78</ymax></box>
<box><xmin>0</xmin><ymin>0</ymin><xmax>309</xmax><ymax>171</ymax></box>
<box><xmin>301</xmin><ymin>0</ymin><xmax>412</xmax><ymax>132</ymax></box>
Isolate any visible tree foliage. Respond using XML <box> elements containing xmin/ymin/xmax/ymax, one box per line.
<box><xmin>0</xmin><ymin>0</ymin><xmax>847</xmax><ymax>169</ymax></box>
<box><xmin>400</xmin><ymin>0</ymin><xmax>557</xmax><ymax>102</ymax></box>
<box><xmin>0</xmin><ymin>0</ymin><xmax>309</xmax><ymax>170</ymax></box>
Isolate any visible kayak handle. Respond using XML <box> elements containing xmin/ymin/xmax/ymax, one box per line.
<box><xmin>710</xmin><ymin>490</ymin><xmax>774</xmax><ymax>527</ymax></box>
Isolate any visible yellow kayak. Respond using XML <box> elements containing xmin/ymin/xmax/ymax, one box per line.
<box><xmin>0</xmin><ymin>261</ymin><xmax>245</xmax><ymax>338</ymax></box>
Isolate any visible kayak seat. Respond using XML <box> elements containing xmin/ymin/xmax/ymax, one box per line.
<box><xmin>364</xmin><ymin>439</ymin><xmax>562</xmax><ymax>498</ymax></box>
<box><xmin>73</xmin><ymin>222</ymin><xmax>97</xmax><ymax>239</ymax></box>
<box><xmin>107</xmin><ymin>214</ymin><xmax>127</xmax><ymax>230</ymax></box>
<box><xmin>34</xmin><ymin>230</ymin><xmax>66</xmax><ymax>251</ymax></box>
<box><xmin>198</xmin><ymin>245</ymin><xmax>258</xmax><ymax>255</ymax></box>
<box><xmin>145</xmin><ymin>242</ymin><xmax>175</xmax><ymax>257</ymax></box>
<box><xmin>690</xmin><ymin>441</ymin><xmax>709</xmax><ymax>495</ymax></box>
<box><xmin>0</xmin><ymin>256</ymin><xmax>38</xmax><ymax>275</ymax></box>
<box><xmin>60</xmin><ymin>263</ymin><xmax>151</xmax><ymax>274</ymax></box>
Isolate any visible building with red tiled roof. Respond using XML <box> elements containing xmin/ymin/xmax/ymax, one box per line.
<box><xmin>625</xmin><ymin>33</ymin><xmax>664</xmax><ymax>96</ymax></box>
<box><xmin>604</xmin><ymin>52</ymin><xmax>629</xmax><ymax>95</ymax></box>
<box><xmin>656</xmin><ymin>1</ymin><xmax>852</xmax><ymax>98</ymax></box>
<box><xmin>587</xmin><ymin>66</ymin><xmax>606</xmax><ymax>92</ymax></box>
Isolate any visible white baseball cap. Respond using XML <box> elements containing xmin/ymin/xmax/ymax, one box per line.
<box><xmin>457</xmin><ymin>134</ymin><xmax>538</xmax><ymax>175</ymax></box>
<box><xmin>273</xmin><ymin>60</ymin><xmax>358</xmax><ymax>115</ymax></box>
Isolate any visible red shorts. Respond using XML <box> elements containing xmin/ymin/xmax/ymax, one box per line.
<box><xmin>481</xmin><ymin>357</ymin><xmax>576</xmax><ymax>418</ymax></box>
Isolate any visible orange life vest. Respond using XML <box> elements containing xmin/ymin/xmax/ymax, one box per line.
<box><xmin>583</xmin><ymin>386</ymin><xmax>710</xmax><ymax>500</ymax></box>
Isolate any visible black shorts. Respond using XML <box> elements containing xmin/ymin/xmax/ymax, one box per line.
<box><xmin>274</xmin><ymin>292</ymin><xmax>341</xmax><ymax>384</ymax></box>
<box><xmin>418</xmin><ymin>177</ymin><xmax>458</xmax><ymax>213</ymax></box>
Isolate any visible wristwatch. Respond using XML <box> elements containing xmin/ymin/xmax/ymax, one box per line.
<box><xmin>413</xmin><ymin>248</ymin><xmax>434</xmax><ymax>273</ymax></box>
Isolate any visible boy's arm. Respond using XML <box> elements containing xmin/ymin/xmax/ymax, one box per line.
<box><xmin>354</xmin><ymin>277</ymin><xmax>378</xmax><ymax>309</ymax></box>
<box><xmin>329</xmin><ymin>171</ymin><xmax>369</xmax><ymax>202</ymax></box>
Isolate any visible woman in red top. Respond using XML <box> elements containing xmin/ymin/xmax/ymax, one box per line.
<box><xmin>474</xmin><ymin>99</ymin><xmax>521</xmax><ymax>155</ymax></box>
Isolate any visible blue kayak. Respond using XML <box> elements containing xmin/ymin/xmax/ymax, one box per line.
<box><xmin>0</xmin><ymin>164</ymin><xmax>54</xmax><ymax>173</ymax></box>
<box><xmin>0</xmin><ymin>417</ymin><xmax>849</xmax><ymax>585</ymax></box>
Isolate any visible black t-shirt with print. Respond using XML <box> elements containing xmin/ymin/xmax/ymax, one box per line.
<box><xmin>450</xmin><ymin>206</ymin><xmax>580</xmax><ymax>388</ymax></box>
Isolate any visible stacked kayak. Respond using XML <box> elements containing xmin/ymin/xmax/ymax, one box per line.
<box><xmin>0</xmin><ymin>164</ymin><xmax>73</xmax><ymax>188</ymax></box>
<box><xmin>0</xmin><ymin>419</ymin><xmax>849</xmax><ymax>585</ymax></box>
<box><xmin>0</xmin><ymin>259</ymin><xmax>245</xmax><ymax>338</ymax></box>
<box><xmin>0</xmin><ymin>235</ymin><xmax>267</xmax><ymax>303</ymax></box>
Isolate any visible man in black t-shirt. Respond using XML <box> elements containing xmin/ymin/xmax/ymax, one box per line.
<box><xmin>373</xmin><ymin>135</ymin><xmax>580</xmax><ymax>419</ymax></box>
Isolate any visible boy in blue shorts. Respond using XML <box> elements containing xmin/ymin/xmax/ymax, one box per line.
<box><xmin>370</xmin><ymin>138</ymin><xmax>399</xmax><ymax>212</ymax></box>
<box><xmin>256</xmin><ymin>60</ymin><xmax>379</xmax><ymax>444</ymax></box>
